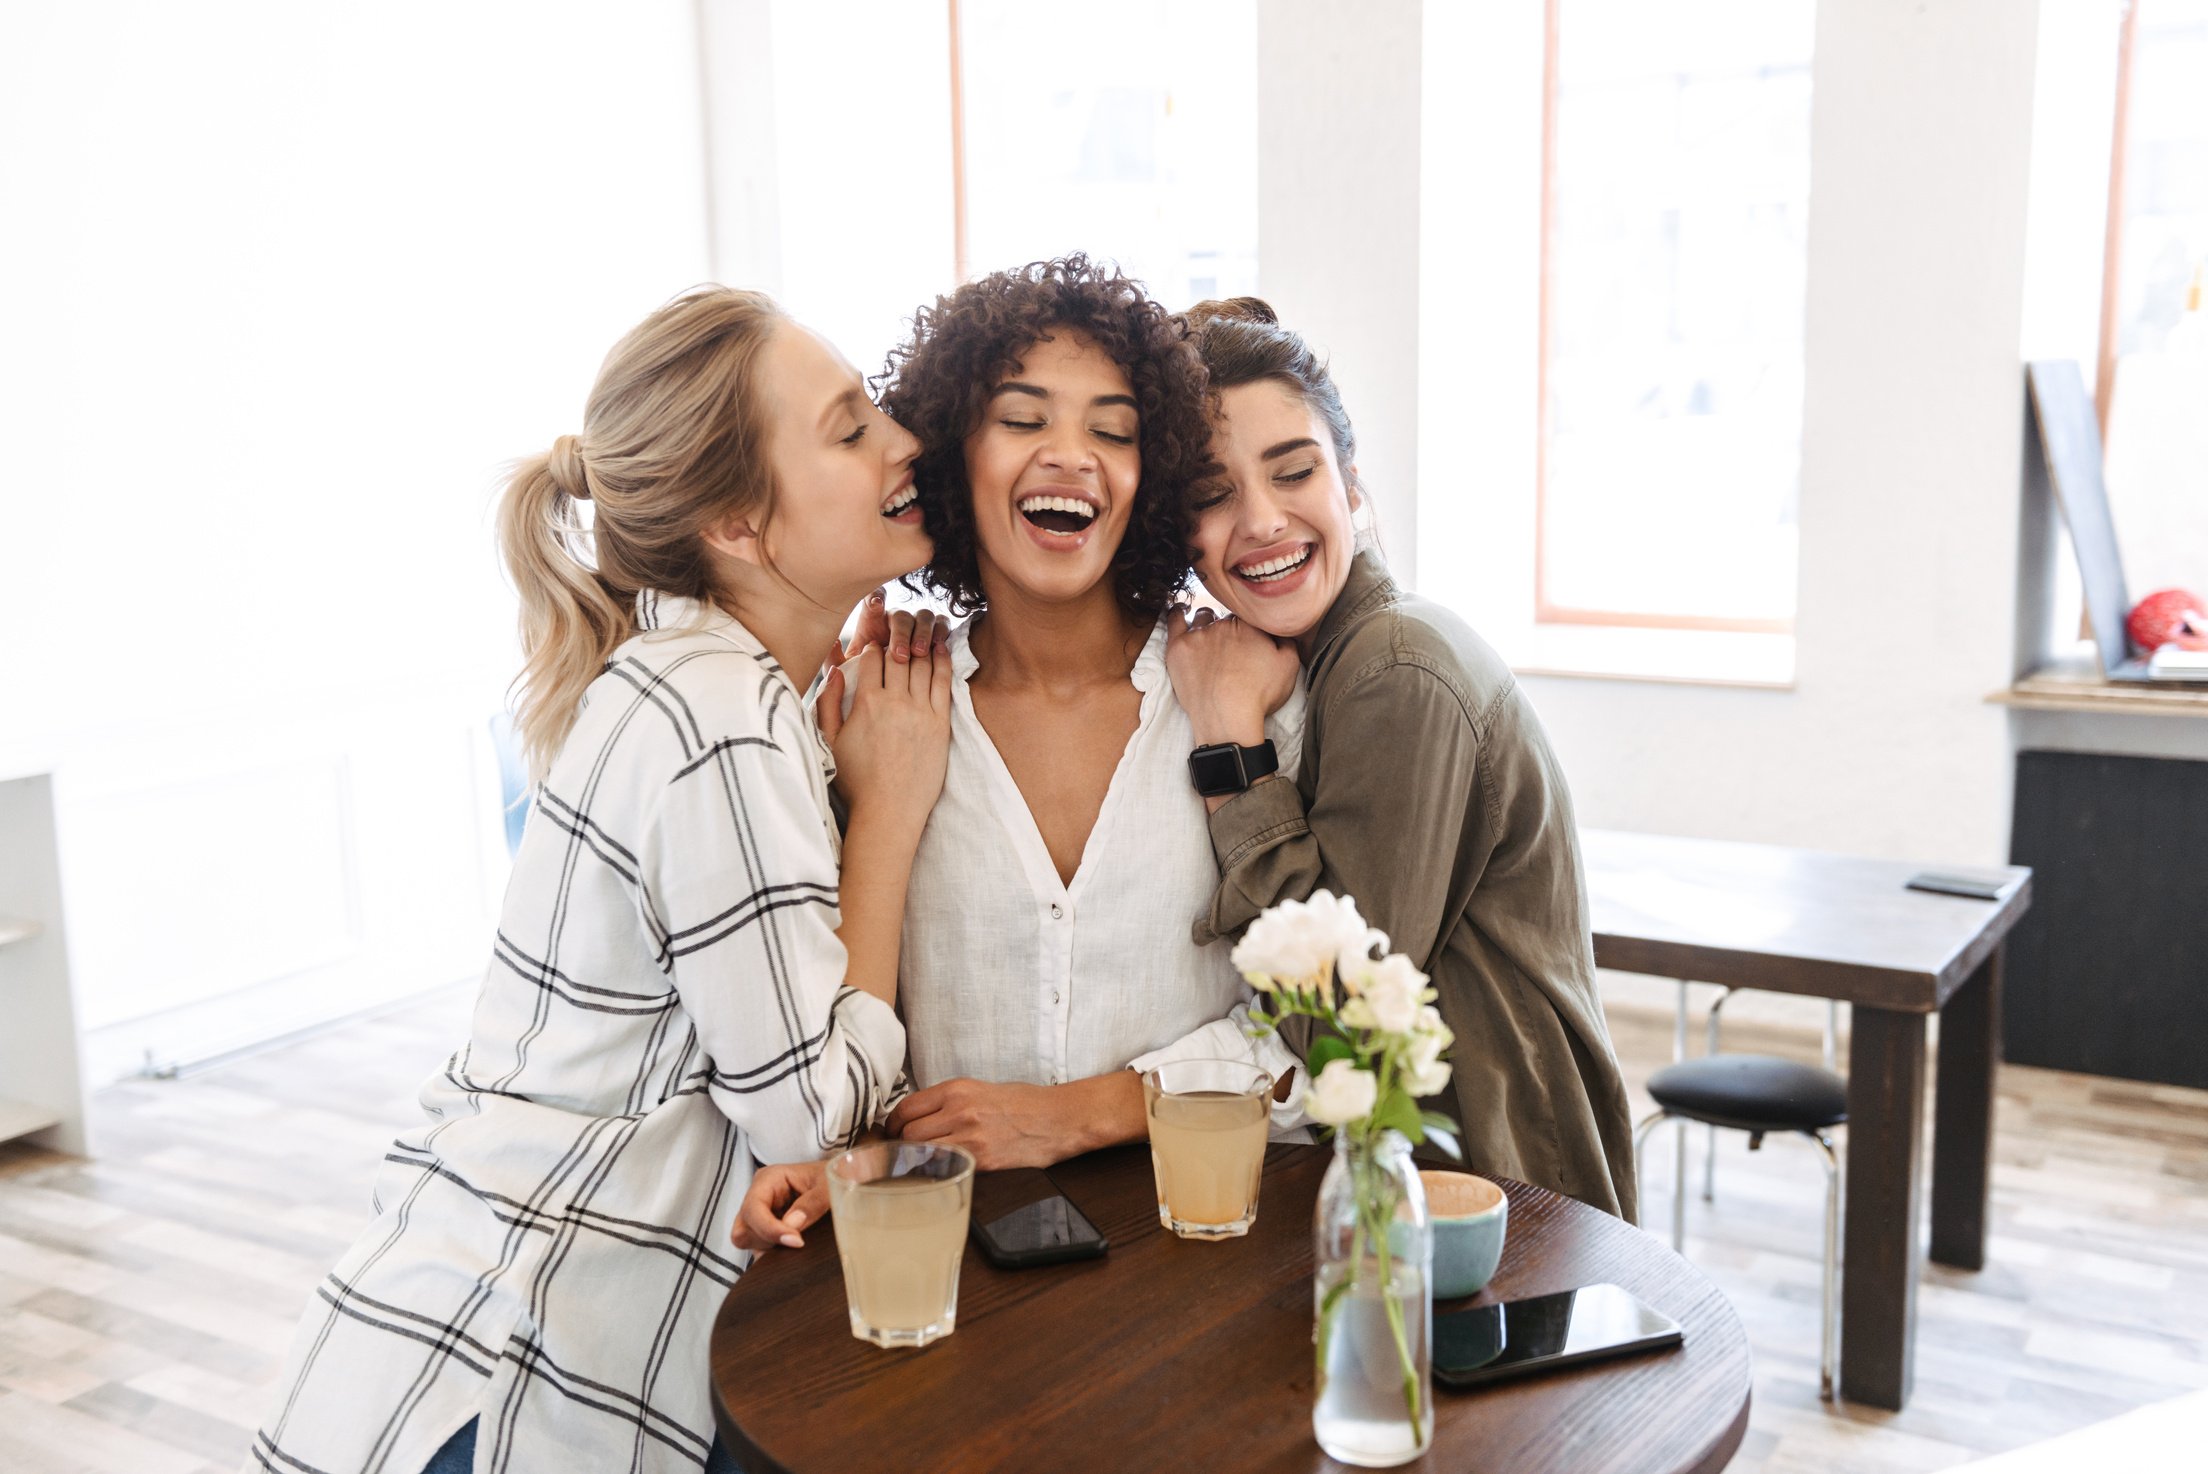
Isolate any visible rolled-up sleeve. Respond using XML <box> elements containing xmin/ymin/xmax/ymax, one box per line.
<box><xmin>1195</xmin><ymin>775</ymin><xmax>1320</xmax><ymax>944</ymax></box>
<box><xmin>1127</xmin><ymin>1002</ymin><xmax>1310</xmax><ymax>1132</ymax></box>
<box><xmin>638</xmin><ymin>741</ymin><xmax>905</xmax><ymax>1164</ymax></box>
<box><xmin>1198</xmin><ymin>661</ymin><xmax>1487</xmax><ymax>967</ymax></box>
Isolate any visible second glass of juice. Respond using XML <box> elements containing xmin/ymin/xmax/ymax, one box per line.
<box><xmin>1143</xmin><ymin>1059</ymin><xmax>1272</xmax><ymax>1239</ymax></box>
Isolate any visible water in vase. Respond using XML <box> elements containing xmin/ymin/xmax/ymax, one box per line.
<box><xmin>1313</xmin><ymin>1257</ymin><xmax>1434</xmax><ymax>1467</ymax></box>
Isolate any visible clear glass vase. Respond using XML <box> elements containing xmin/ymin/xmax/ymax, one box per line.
<box><xmin>1312</xmin><ymin>1128</ymin><xmax>1433</xmax><ymax>1467</ymax></box>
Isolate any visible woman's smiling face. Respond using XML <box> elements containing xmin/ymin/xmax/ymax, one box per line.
<box><xmin>1189</xmin><ymin>379</ymin><xmax>1360</xmax><ymax>641</ymax></box>
<box><xmin>961</xmin><ymin>329</ymin><xmax>1142</xmax><ymax>608</ymax></box>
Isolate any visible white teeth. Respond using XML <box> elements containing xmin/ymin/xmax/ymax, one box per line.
<box><xmin>1016</xmin><ymin>495</ymin><xmax>1098</xmax><ymax>522</ymax></box>
<box><xmin>881</xmin><ymin>485</ymin><xmax>918</xmax><ymax>516</ymax></box>
<box><xmin>1236</xmin><ymin>547</ymin><xmax>1312</xmax><ymax>581</ymax></box>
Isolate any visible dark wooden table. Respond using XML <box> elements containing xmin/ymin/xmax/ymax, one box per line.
<box><xmin>712</xmin><ymin>1143</ymin><xmax>1750</xmax><ymax>1474</ymax></box>
<box><xmin>1583</xmin><ymin>827</ymin><xmax>2033</xmax><ymax>1410</ymax></box>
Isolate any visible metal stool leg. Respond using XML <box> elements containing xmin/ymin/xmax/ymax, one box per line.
<box><xmin>1673</xmin><ymin>980</ymin><xmax>1690</xmax><ymax>1063</ymax></box>
<box><xmin>1811</xmin><ymin>1129</ymin><xmax>1841</xmax><ymax>1401</ymax></box>
<box><xmin>1823</xmin><ymin>999</ymin><xmax>1840</xmax><ymax>1072</ymax></box>
<box><xmin>1631</xmin><ymin>1109</ymin><xmax>1677</xmax><ymax>1250</ymax></box>
<box><xmin>1674</xmin><ymin>1115</ymin><xmax>1688</xmax><ymax>1249</ymax></box>
<box><xmin>1703</xmin><ymin>988</ymin><xmax>1734</xmax><ymax>1203</ymax></box>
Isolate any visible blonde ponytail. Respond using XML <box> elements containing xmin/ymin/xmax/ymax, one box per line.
<box><xmin>497</xmin><ymin>446</ymin><xmax>632</xmax><ymax>778</ymax></box>
<box><xmin>498</xmin><ymin>287</ymin><xmax>786</xmax><ymax>780</ymax></box>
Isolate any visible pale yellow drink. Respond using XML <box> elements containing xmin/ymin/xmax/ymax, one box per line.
<box><xmin>825</xmin><ymin>1144</ymin><xmax>973</xmax><ymax>1348</ymax></box>
<box><xmin>1144</xmin><ymin>1061</ymin><xmax>1272</xmax><ymax>1239</ymax></box>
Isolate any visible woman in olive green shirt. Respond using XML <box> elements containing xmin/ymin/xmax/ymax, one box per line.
<box><xmin>1165</xmin><ymin>298</ymin><xmax>1637</xmax><ymax>1220</ymax></box>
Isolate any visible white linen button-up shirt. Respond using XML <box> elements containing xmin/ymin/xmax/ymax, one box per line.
<box><xmin>898</xmin><ymin>616</ymin><xmax>1309</xmax><ymax>1129</ymax></box>
<box><xmin>252</xmin><ymin>593</ymin><xmax>903</xmax><ymax>1474</ymax></box>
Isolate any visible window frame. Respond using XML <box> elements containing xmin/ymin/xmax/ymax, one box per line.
<box><xmin>2093</xmin><ymin>0</ymin><xmax>2141</xmax><ymax>436</ymax></box>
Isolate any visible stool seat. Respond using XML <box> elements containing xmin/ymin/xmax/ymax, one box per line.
<box><xmin>1646</xmin><ymin>1054</ymin><xmax>1847</xmax><ymax>1135</ymax></box>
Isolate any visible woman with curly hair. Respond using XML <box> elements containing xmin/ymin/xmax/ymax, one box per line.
<box><xmin>734</xmin><ymin>258</ymin><xmax>1307</xmax><ymax>1243</ymax></box>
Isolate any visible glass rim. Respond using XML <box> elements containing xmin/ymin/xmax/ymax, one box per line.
<box><xmin>825</xmin><ymin>1139</ymin><xmax>976</xmax><ymax>1188</ymax></box>
<box><xmin>1142</xmin><ymin>1057</ymin><xmax>1274</xmax><ymax>1097</ymax></box>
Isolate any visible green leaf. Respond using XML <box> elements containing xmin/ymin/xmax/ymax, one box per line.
<box><xmin>1372</xmin><ymin>1089</ymin><xmax>1422</xmax><ymax>1141</ymax></box>
<box><xmin>1305</xmin><ymin>1033</ymin><xmax>1355</xmax><ymax>1078</ymax></box>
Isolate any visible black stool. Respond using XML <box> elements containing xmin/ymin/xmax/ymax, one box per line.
<box><xmin>1634</xmin><ymin>1053</ymin><xmax>1847</xmax><ymax>1399</ymax></box>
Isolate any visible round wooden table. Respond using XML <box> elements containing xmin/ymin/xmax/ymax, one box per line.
<box><xmin>712</xmin><ymin>1144</ymin><xmax>1750</xmax><ymax>1473</ymax></box>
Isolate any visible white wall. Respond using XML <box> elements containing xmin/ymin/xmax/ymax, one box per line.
<box><xmin>1255</xmin><ymin>0</ymin><xmax>1424</xmax><ymax>582</ymax></box>
<box><xmin>0</xmin><ymin>1</ymin><xmax>716</xmax><ymax>1075</ymax></box>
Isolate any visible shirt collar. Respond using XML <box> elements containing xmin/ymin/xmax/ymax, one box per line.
<box><xmin>1308</xmin><ymin>549</ymin><xmax>1399</xmax><ymax>665</ymax></box>
<box><xmin>634</xmin><ymin>590</ymin><xmax>824</xmax><ymax>702</ymax></box>
<box><xmin>949</xmin><ymin>613</ymin><xmax>1169</xmax><ymax>694</ymax></box>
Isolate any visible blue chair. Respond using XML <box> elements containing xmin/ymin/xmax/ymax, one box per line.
<box><xmin>489</xmin><ymin>713</ymin><xmax>531</xmax><ymax>858</ymax></box>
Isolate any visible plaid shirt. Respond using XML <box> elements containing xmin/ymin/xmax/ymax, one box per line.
<box><xmin>251</xmin><ymin>593</ymin><xmax>904</xmax><ymax>1474</ymax></box>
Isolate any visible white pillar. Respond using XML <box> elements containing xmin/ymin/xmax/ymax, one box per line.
<box><xmin>1257</xmin><ymin>0</ymin><xmax>1425</xmax><ymax>583</ymax></box>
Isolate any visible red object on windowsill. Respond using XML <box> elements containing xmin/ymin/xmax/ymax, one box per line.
<box><xmin>2127</xmin><ymin>587</ymin><xmax>2208</xmax><ymax>653</ymax></box>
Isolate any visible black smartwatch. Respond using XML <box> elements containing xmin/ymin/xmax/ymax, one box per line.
<box><xmin>1187</xmin><ymin>739</ymin><xmax>1280</xmax><ymax>798</ymax></box>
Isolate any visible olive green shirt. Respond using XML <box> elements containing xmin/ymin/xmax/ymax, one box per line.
<box><xmin>1199</xmin><ymin>552</ymin><xmax>1639</xmax><ymax>1221</ymax></box>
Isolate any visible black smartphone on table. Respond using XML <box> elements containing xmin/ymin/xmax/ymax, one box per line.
<box><xmin>1433</xmin><ymin>1283</ymin><xmax>1683</xmax><ymax>1389</ymax></box>
<box><xmin>969</xmin><ymin>1170</ymin><xmax>1108</xmax><ymax>1269</ymax></box>
<box><xmin>1905</xmin><ymin>871</ymin><xmax>2009</xmax><ymax>901</ymax></box>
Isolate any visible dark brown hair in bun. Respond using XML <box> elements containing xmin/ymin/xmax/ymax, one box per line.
<box><xmin>1185</xmin><ymin>295</ymin><xmax>1279</xmax><ymax>330</ymax></box>
<box><xmin>1185</xmin><ymin>297</ymin><xmax>1358</xmax><ymax>504</ymax></box>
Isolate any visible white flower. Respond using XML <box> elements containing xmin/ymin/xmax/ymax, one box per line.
<box><xmin>1414</xmin><ymin>1004</ymin><xmax>1452</xmax><ymax>1046</ymax></box>
<box><xmin>1305</xmin><ymin>1058</ymin><xmax>1379</xmax><ymax>1126</ymax></box>
<box><xmin>1231</xmin><ymin>890</ymin><xmax>1386</xmax><ymax>991</ymax></box>
<box><xmin>1404</xmin><ymin>1026</ymin><xmax>1452</xmax><ymax>1097</ymax></box>
<box><xmin>1347</xmin><ymin>953</ymin><xmax>1427</xmax><ymax>1035</ymax></box>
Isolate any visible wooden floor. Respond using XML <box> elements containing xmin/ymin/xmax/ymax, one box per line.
<box><xmin>2</xmin><ymin>981</ymin><xmax>2205</xmax><ymax>1473</ymax></box>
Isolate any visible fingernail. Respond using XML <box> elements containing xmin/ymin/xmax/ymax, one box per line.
<box><xmin>786</xmin><ymin>1210</ymin><xmax>808</xmax><ymax>1230</ymax></box>
<box><xmin>779</xmin><ymin>1233</ymin><xmax>803</xmax><ymax>1248</ymax></box>
<box><xmin>869</xmin><ymin>591</ymin><xmax>885</xmax><ymax>606</ymax></box>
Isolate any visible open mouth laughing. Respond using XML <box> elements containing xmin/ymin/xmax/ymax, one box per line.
<box><xmin>881</xmin><ymin>477</ymin><xmax>920</xmax><ymax>521</ymax></box>
<box><xmin>1017</xmin><ymin>491</ymin><xmax>1100</xmax><ymax>537</ymax></box>
<box><xmin>1233</xmin><ymin>543</ymin><xmax>1313</xmax><ymax>585</ymax></box>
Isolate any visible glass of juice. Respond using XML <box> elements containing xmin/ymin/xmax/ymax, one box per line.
<box><xmin>825</xmin><ymin>1141</ymin><xmax>976</xmax><ymax>1348</ymax></box>
<box><xmin>1143</xmin><ymin>1059</ymin><xmax>1273</xmax><ymax>1239</ymax></box>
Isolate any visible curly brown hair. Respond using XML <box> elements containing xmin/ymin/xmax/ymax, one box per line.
<box><xmin>875</xmin><ymin>255</ymin><xmax>1211</xmax><ymax>618</ymax></box>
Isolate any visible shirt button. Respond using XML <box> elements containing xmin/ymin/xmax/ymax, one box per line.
<box><xmin>1051</xmin><ymin>991</ymin><xmax>1061</xmax><ymax>1004</ymax></box>
<box><xmin>1050</xmin><ymin>903</ymin><xmax>1064</xmax><ymax>919</ymax></box>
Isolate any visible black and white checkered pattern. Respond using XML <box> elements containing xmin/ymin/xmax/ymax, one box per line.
<box><xmin>250</xmin><ymin>593</ymin><xmax>904</xmax><ymax>1474</ymax></box>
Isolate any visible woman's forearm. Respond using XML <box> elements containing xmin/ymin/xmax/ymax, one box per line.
<box><xmin>1066</xmin><ymin>1070</ymin><xmax>1148</xmax><ymax>1153</ymax></box>
<box><xmin>834</xmin><ymin>810</ymin><xmax>924</xmax><ymax>1007</ymax></box>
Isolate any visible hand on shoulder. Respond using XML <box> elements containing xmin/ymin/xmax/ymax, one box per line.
<box><xmin>818</xmin><ymin>606</ymin><xmax>953</xmax><ymax>838</ymax></box>
<box><xmin>1165</xmin><ymin>605</ymin><xmax>1300</xmax><ymax>747</ymax></box>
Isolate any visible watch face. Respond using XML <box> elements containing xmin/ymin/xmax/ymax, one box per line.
<box><xmin>1189</xmin><ymin>745</ymin><xmax>1246</xmax><ymax>797</ymax></box>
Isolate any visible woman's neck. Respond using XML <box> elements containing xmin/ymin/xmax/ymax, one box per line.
<box><xmin>968</xmin><ymin>574</ymin><xmax>1149</xmax><ymax>693</ymax></box>
<box><xmin>719</xmin><ymin>582</ymin><xmax>848</xmax><ymax>694</ymax></box>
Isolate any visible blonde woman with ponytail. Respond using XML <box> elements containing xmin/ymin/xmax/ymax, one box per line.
<box><xmin>252</xmin><ymin>288</ymin><xmax>950</xmax><ymax>1474</ymax></box>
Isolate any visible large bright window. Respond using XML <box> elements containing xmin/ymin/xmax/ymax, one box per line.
<box><xmin>1537</xmin><ymin>0</ymin><xmax>1814</xmax><ymax>632</ymax></box>
<box><xmin>955</xmin><ymin>0</ymin><xmax>1257</xmax><ymax>306</ymax></box>
<box><xmin>2103</xmin><ymin>0</ymin><xmax>2208</xmax><ymax>372</ymax></box>
<box><xmin>2096</xmin><ymin>0</ymin><xmax>2208</xmax><ymax>600</ymax></box>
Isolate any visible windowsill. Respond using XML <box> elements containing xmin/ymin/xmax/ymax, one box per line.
<box><xmin>1505</xmin><ymin>621</ymin><xmax>1796</xmax><ymax>690</ymax></box>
